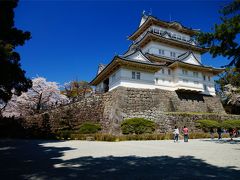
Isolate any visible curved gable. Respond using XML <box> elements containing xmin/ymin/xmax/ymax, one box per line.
<box><xmin>123</xmin><ymin>50</ymin><xmax>151</xmax><ymax>62</ymax></box>
<box><xmin>179</xmin><ymin>52</ymin><xmax>202</xmax><ymax>66</ymax></box>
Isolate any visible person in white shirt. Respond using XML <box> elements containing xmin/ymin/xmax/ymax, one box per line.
<box><xmin>173</xmin><ymin>126</ymin><xmax>180</xmax><ymax>142</ymax></box>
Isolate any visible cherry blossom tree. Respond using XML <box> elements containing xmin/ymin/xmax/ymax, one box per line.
<box><xmin>2</xmin><ymin>77</ymin><xmax>69</xmax><ymax>117</ymax></box>
<box><xmin>62</xmin><ymin>80</ymin><xmax>92</xmax><ymax>102</ymax></box>
<box><xmin>221</xmin><ymin>84</ymin><xmax>240</xmax><ymax>114</ymax></box>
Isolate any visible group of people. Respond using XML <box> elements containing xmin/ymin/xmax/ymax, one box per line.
<box><xmin>173</xmin><ymin>126</ymin><xmax>240</xmax><ymax>142</ymax></box>
<box><xmin>210</xmin><ymin>127</ymin><xmax>223</xmax><ymax>140</ymax></box>
<box><xmin>173</xmin><ymin>126</ymin><xmax>189</xmax><ymax>143</ymax></box>
<box><xmin>210</xmin><ymin>127</ymin><xmax>239</xmax><ymax>141</ymax></box>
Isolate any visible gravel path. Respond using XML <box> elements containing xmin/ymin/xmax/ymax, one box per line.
<box><xmin>1</xmin><ymin>138</ymin><xmax>240</xmax><ymax>179</ymax></box>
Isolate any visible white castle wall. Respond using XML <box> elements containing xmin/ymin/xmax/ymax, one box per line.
<box><xmin>142</xmin><ymin>41</ymin><xmax>201</xmax><ymax>62</ymax></box>
<box><xmin>104</xmin><ymin>67</ymin><xmax>216</xmax><ymax>96</ymax></box>
<box><xmin>109</xmin><ymin>68</ymin><xmax>155</xmax><ymax>91</ymax></box>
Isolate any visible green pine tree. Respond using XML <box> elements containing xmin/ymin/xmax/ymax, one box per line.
<box><xmin>197</xmin><ymin>0</ymin><xmax>240</xmax><ymax>69</ymax></box>
<box><xmin>0</xmin><ymin>0</ymin><xmax>32</xmax><ymax>114</ymax></box>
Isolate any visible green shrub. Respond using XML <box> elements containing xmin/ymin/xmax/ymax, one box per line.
<box><xmin>221</xmin><ymin>120</ymin><xmax>240</xmax><ymax>129</ymax></box>
<box><xmin>79</xmin><ymin>122</ymin><xmax>101</xmax><ymax>134</ymax></box>
<box><xmin>196</xmin><ymin>120</ymin><xmax>220</xmax><ymax>129</ymax></box>
<box><xmin>55</xmin><ymin>132</ymin><xmax>227</xmax><ymax>142</ymax></box>
<box><xmin>121</xmin><ymin>118</ymin><xmax>156</xmax><ymax>135</ymax></box>
<box><xmin>196</xmin><ymin>119</ymin><xmax>240</xmax><ymax>130</ymax></box>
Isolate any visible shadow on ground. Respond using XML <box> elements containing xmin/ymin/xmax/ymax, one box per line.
<box><xmin>0</xmin><ymin>139</ymin><xmax>239</xmax><ymax>179</ymax></box>
<box><xmin>201</xmin><ymin>138</ymin><xmax>240</xmax><ymax>145</ymax></box>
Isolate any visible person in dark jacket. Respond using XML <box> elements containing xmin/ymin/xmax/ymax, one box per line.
<box><xmin>217</xmin><ymin>127</ymin><xmax>222</xmax><ymax>140</ymax></box>
<box><xmin>229</xmin><ymin>128</ymin><xmax>234</xmax><ymax>141</ymax></box>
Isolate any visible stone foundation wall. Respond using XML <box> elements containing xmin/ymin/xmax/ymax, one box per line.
<box><xmin>24</xmin><ymin>87</ymin><xmax>239</xmax><ymax>135</ymax></box>
<box><xmin>112</xmin><ymin>87</ymin><xmax>225</xmax><ymax>114</ymax></box>
<box><xmin>24</xmin><ymin>94</ymin><xmax>106</xmax><ymax>132</ymax></box>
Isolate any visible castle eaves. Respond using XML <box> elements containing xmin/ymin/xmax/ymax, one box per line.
<box><xmin>129</xmin><ymin>15</ymin><xmax>199</xmax><ymax>41</ymax></box>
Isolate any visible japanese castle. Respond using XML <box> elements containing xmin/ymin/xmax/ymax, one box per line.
<box><xmin>91</xmin><ymin>14</ymin><xmax>223</xmax><ymax>96</ymax></box>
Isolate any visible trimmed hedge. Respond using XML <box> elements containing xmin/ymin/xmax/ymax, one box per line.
<box><xmin>56</xmin><ymin>133</ymin><xmax>230</xmax><ymax>141</ymax></box>
<box><xmin>79</xmin><ymin>122</ymin><xmax>101</xmax><ymax>134</ymax></box>
<box><xmin>121</xmin><ymin>118</ymin><xmax>156</xmax><ymax>135</ymax></box>
<box><xmin>196</xmin><ymin>120</ymin><xmax>220</xmax><ymax>128</ymax></box>
<box><xmin>196</xmin><ymin>119</ymin><xmax>240</xmax><ymax>129</ymax></box>
<box><xmin>221</xmin><ymin>120</ymin><xmax>240</xmax><ymax>129</ymax></box>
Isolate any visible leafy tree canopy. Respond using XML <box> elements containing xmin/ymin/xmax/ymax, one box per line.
<box><xmin>197</xmin><ymin>0</ymin><xmax>240</xmax><ymax>69</ymax></box>
<box><xmin>62</xmin><ymin>80</ymin><xmax>92</xmax><ymax>101</ymax></box>
<box><xmin>0</xmin><ymin>0</ymin><xmax>32</xmax><ymax>108</ymax></box>
<box><xmin>216</xmin><ymin>67</ymin><xmax>240</xmax><ymax>91</ymax></box>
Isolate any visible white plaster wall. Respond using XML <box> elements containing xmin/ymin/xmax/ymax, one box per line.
<box><xmin>109</xmin><ymin>68</ymin><xmax>155</xmax><ymax>91</ymax></box>
<box><xmin>96</xmin><ymin>82</ymin><xmax>104</xmax><ymax>93</ymax></box>
<box><xmin>121</xmin><ymin>68</ymin><xmax>154</xmax><ymax>82</ymax></box>
<box><xmin>175</xmin><ymin>68</ymin><xmax>215</xmax><ymax>95</ymax></box>
<box><xmin>142</xmin><ymin>41</ymin><xmax>201</xmax><ymax>62</ymax></box>
<box><xmin>98</xmin><ymin>67</ymin><xmax>216</xmax><ymax>96</ymax></box>
<box><xmin>142</xmin><ymin>41</ymin><xmax>184</xmax><ymax>58</ymax></box>
<box><xmin>109</xmin><ymin>69</ymin><xmax>121</xmax><ymax>90</ymax></box>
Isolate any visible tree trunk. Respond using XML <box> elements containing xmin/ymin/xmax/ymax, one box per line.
<box><xmin>36</xmin><ymin>93</ymin><xmax>43</xmax><ymax>111</ymax></box>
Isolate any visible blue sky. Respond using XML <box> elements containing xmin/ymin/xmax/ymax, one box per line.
<box><xmin>15</xmin><ymin>0</ymin><xmax>231</xmax><ymax>85</ymax></box>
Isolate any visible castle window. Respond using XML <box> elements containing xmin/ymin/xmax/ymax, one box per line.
<box><xmin>156</xmin><ymin>78</ymin><xmax>158</xmax><ymax>83</ymax></box>
<box><xmin>154</xmin><ymin>29</ymin><xmax>159</xmax><ymax>34</ymax></box>
<box><xmin>159</xmin><ymin>49</ymin><xmax>164</xmax><ymax>55</ymax></box>
<box><xmin>182</xmin><ymin>36</ymin><xmax>186</xmax><ymax>41</ymax></box>
<box><xmin>136</xmin><ymin>72</ymin><xmax>141</xmax><ymax>80</ymax></box>
<box><xmin>132</xmin><ymin>71</ymin><xmax>141</xmax><ymax>80</ymax></box>
<box><xmin>168</xmin><ymin>69</ymin><xmax>171</xmax><ymax>75</ymax></box>
<box><xmin>132</xmin><ymin>72</ymin><xmax>135</xmax><ymax>79</ymax></box>
<box><xmin>177</xmin><ymin>35</ymin><xmax>181</xmax><ymax>40</ymax></box>
<box><xmin>193</xmin><ymin>72</ymin><xmax>198</xmax><ymax>77</ymax></box>
<box><xmin>172</xmin><ymin>34</ymin><xmax>176</xmax><ymax>39</ymax></box>
<box><xmin>208</xmin><ymin>76</ymin><xmax>211</xmax><ymax>81</ymax></box>
<box><xmin>203</xmin><ymin>75</ymin><xmax>206</xmax><ymax>81</ymax></box>
<box><xmin>162</xmin><ymin>69</ymin><xmax>165</xmax><ymax>74</ymax></box>
<box><xmin>182</xmin><ymin>69</ymin><xmax>188</xmax><ymax>75</ymax></box>
<box><xmin>170</xmin><ymin>52</ymin><xmax>176</xmax><ymax>58</ymax></box>
<box><xmin>160</xmin><ymin>30</ymin><xmax>164</xmax><ymax>35</ymax></box>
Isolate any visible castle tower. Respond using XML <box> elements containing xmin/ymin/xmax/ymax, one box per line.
<box><xmin>91</xmin><ymin>15</ymin><xmax>223</xmax><ymax>96</ymax></box>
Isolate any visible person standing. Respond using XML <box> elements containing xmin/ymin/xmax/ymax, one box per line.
<box><xmin>217</xmin><ymin>127</ymin><xmax>222</xmax><ymax>140</ymax></box>
<box><xmin>183</xmin><ymin>126</ymin><xmax>189</xmax><ymax>142</ymax></box>
<box><xmin>173</xmin><ymin>126</ymin><xmax>179</xmax><ymax>142</ymax></box>
<box><xmin>229</xmin><ymin>128</ymin><xmax>234</xmax><ymax>141</ymax></box>
<box><xmin>210</xmin><ymin>127</ymin><xmax>214</xmax><ymax>140</ymax></box>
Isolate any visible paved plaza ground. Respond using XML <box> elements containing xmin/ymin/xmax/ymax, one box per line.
<box><xmin>0</xmin><ymin>138</ymin><xmax>240</xmax><ymax>179</ymax></box>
